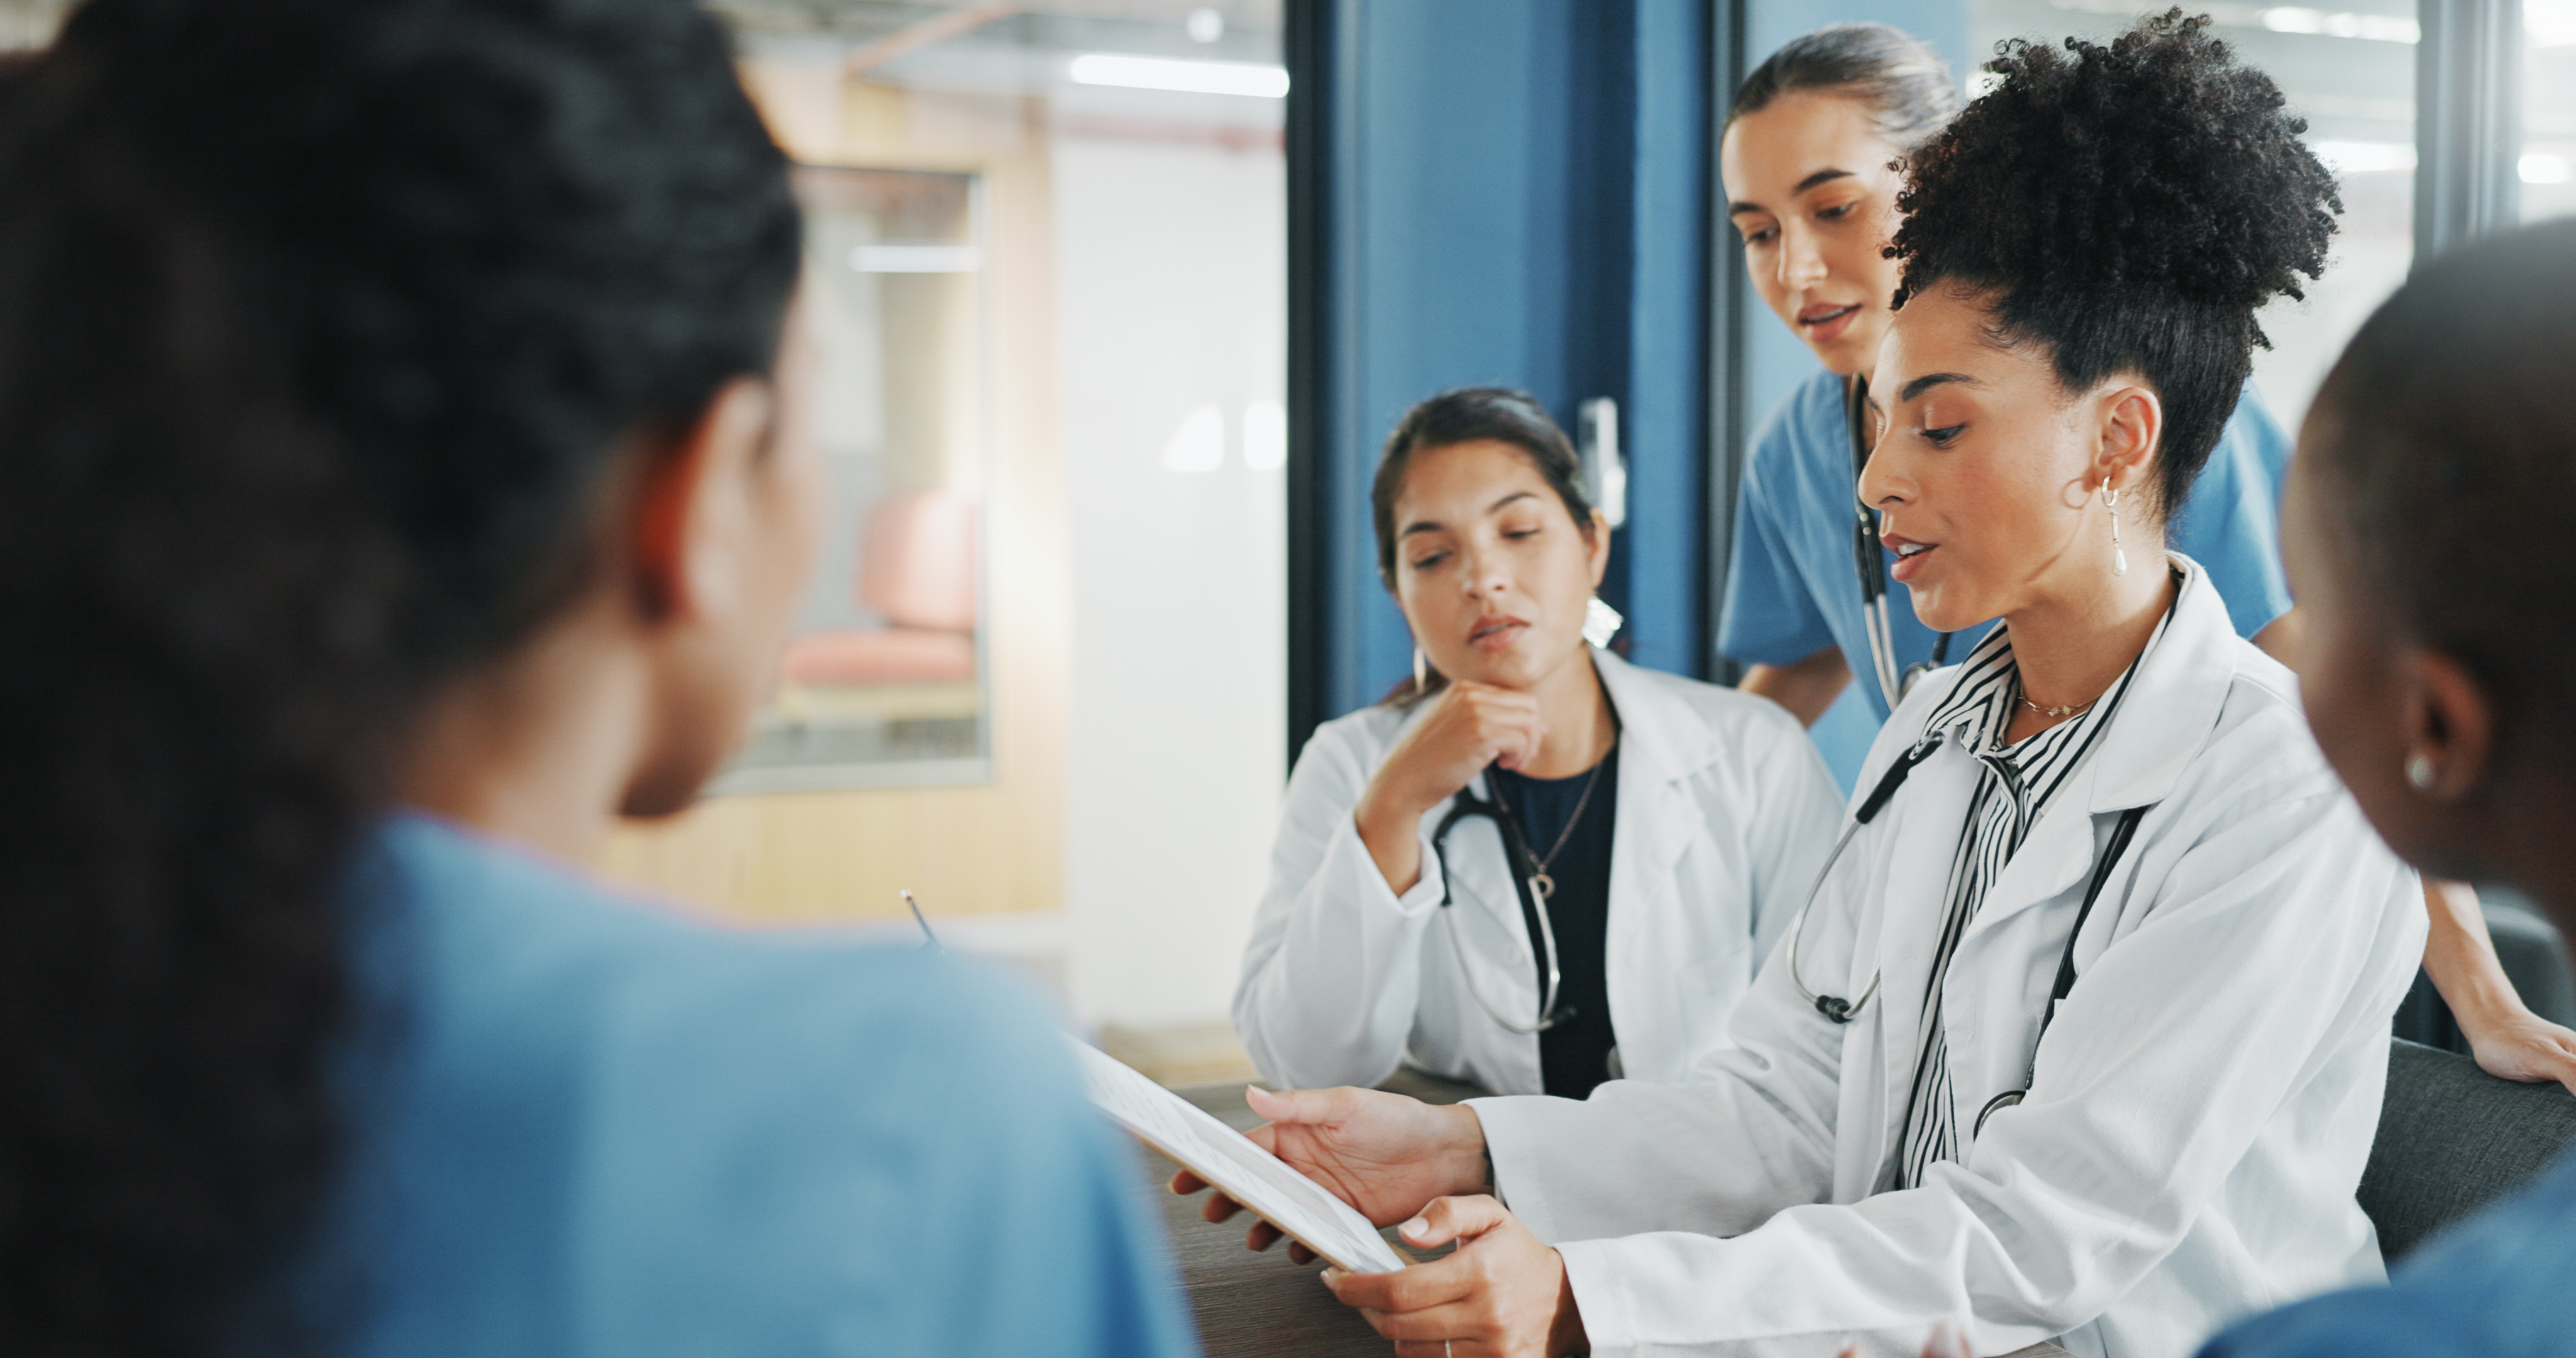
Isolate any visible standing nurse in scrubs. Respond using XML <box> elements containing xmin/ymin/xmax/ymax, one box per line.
<box><xmin>1717</xmin><ymin>23</ymin><xmax>2292</xmax><ymax>720</ymax></box>
<box><xmin>1718</xmin><ymin>21</ymin><xmax>2576</xmax><ymax>1094</ymax></box>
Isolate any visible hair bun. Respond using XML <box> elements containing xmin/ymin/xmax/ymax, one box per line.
<box><xmin>1893</xmin><ymin>9</ymin><xmax>2337</xmax><ymax>312</ymax></box>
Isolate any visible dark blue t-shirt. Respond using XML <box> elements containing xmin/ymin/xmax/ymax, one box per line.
<box><xmin>1489</xmin><ymin>748</ymin><xmax>1621</xmax><ymax>1100</ymax></box>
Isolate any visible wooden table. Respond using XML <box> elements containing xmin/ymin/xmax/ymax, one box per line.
<box><xmin>1138</xmin><ymin>1074</ymin><xmax>2067</xmax><ymax>1358</ymax></box>
<box><xmin>1144</xmin><ymin>1071</ymin><xmax>1470</xmax><ymax>1358</ymax></box>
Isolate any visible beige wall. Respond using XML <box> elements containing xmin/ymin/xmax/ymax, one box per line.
<box><xmin>596</xmin><ymin>69</ymin><xmax>1067</xmax><ymax>927</ymax></box>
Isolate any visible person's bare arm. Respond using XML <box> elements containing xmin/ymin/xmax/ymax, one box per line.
<box><xmin>2422</xmin><ymin>876</ymin><xmax>2576</xmax><ymax>1095</ymax></box>
<box><xmin>1738</xmin><ymin>644</ymin><xmax>1852</xmax><ymax>728</ymax></box>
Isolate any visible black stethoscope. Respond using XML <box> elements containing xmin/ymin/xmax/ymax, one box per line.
<box><xmin>1781</xmin><ymin>720</ymin><xmax>2153</xmax><ymax>1139</ymax></box>
<box><xmin>1848</xmin><ymin>374</ymin><xmax>1952</xmax><ymax>708</ymax></box>
<box><xmin>1428</xmin><ymin>782</ymin><xmax>1573</xmax><ymax>1035</ymax></box>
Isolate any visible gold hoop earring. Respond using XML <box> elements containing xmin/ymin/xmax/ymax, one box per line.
<box><xmin>2104</xmin><ymin>478</ymin><xmax>2128</xmax><ymax>578</ymax></box>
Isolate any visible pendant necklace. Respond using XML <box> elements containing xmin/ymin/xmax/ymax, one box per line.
<box><xmin>1491</xmin><ymin>742</ymin><xmax>1614</xmax><ymax>902</ymax></box>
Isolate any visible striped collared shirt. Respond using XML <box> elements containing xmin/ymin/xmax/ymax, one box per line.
<box><xmin>1893</xmin><ymin>607</ymin><xmax>2163</xmax><ymax>1188</ymax></box>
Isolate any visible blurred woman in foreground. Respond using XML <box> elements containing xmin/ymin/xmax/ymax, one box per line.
<box><xmin>0</xmin><ymin>1</ymin><xmax>1191</xmax><ymax>1354</ymax></box>
<box><xmin>2194</xmin><ymin>219</ymin><xmax>2576</xmax><ymax>1358</ymax></box>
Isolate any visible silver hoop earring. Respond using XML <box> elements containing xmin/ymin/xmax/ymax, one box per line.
<box><xmin>1413</xmin><ymin>646</ymin><xmax>1428</xmax><ymax>697</ymax></box>
<box><xmin>2104</xmin><ymin>478</ymin><xmax>2128</xmax><ymax>578</ymax></box>
<box><xmin>2407</xmin><ymin>753</ymin><xmax>2437</xmax><ymax>792</ymax></box>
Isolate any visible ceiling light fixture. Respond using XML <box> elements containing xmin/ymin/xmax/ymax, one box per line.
<box><xmin>1067</xmin><ymin>53</ymin><xmax>1288</xmax><ymax>98</ymax></box>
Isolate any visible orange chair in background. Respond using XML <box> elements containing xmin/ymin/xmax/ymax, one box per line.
<box><xmin>782</xmin><ymin>489</ymin><xmax>979</xmax><ymax>687</ymax></box>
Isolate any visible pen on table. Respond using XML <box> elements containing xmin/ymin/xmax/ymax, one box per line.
<box><xmin>899</xmin><ymin>889</ymin><xmax>941</xmax><ymax>951</ymax></box>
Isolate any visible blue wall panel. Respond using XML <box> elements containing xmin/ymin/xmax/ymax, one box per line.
<box><xmin>1291</xmin><ymin>0</ymin><xmax>1974</xmax><ymax>765</ymax></box>
<box><xmin>1623</xmin><ymin>0</ymin><xmax>1711</xmax><ymax>678</ymax></box>
<box><xmin>1297</xmin><ymin>0</ymin><xmax>1707</xmax><ymax>744</ymax></box>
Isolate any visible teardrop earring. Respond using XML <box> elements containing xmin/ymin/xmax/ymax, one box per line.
<box><xmin>2104</xmin><ymin>478</ymin><xmax>2128</xmax><ymax>578</ymax></box>
<box><xmin>1413</xmin><ymin>645</ymin><xmax>1428</xmax><ymax>697</ymax></box>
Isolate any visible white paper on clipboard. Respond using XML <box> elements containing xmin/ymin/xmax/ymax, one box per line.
<box><xmin>1066</xmin><ymin>1037</ymin><xmax>1408</xmax><ymax>1274</ymax></box>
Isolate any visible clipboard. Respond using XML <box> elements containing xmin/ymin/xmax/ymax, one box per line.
<box><xmin>1066</xmin><ymin>1037</ymin><xmax>1410</xmax><ymax>1274</ymax></box>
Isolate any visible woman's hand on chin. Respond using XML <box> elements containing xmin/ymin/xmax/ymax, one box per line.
<box><xmin>1169</xmin><ymin>1086</ymin><xmax>1491</xmax><ymax>1259</ymax></box>
<box><xmin>1324</xmin><ymin>1195</ymin><xmax>1585</xmax><ymax>1358</ymax></box>
<box><xmin>1355</xmin><ymin>680</ymin><xmax>1545</xmax><ymax>895</ymax></box>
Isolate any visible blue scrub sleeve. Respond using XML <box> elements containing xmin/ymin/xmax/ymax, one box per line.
<box><xmin>581</xmin><ymin>947</ymin><xmax>1201</xmax><ymax>1358</ymax></box>
<box><xmin>2169</xmin><ymin>395</ymin><xmax>2294</xmax><ymax>638</ymax></box>
<box><xmin>1719</xmin><ymin>453</ymin><xmax>1840</xmax><ymax>666</ymax></box>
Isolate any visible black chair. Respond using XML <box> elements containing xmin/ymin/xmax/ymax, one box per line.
<box><xmin>2485</xmin><ymin>895</ymin><xmax>2576</xmax><ymax>1030</ymax></box>
<box><xmin>2359</xmin><ymin>1037</ymin><xmax>2576</xmax><ymax>1261</ymax></box>
<box><xmin>2392</xmin><ymin>892</ymin><xmax>2576</xmax><ymax>1052</ymax></box>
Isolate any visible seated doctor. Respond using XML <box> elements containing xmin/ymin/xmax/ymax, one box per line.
<box><xmin>1233</xmin><ymin>387</ymin><xmax>1842</xmax><ymax>1098</ymax></box>
<box><xmin>1182</xmin><ymin>16</ymin><xmax>2423</xmax><ymax>1355</ymax></box>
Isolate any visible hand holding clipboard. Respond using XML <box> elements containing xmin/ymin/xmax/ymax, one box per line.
<box><xmin>1065</xmin><ymin>1038</ymin><xmax>1411</xmax><ymax>1273</ymax></box>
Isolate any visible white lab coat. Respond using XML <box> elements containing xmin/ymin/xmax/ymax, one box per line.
<box><xmin>1234</xmin><ymin>648</ymin><xmax>1843</xmax><ymax>1093</ymax></box>
<box><xmin>1472</xmin><ymin>560</ymin><xmax>2425</xmax><ymax>1358</ymax></box>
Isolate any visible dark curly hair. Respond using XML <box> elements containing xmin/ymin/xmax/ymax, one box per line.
<box><xmin>2307</xmin><ymin>219</ymin><xmax>2576</xmax><ymax>771</ymax></box>
<box><xmin>0</xmin><ymin>0</ymin><xmax>797</xmax><ymax>1353</ymax></box>
<box><xmin>1887</xmin><ymin>10</ymin><xmax>2338</xmax><ymax>521</ymax></box>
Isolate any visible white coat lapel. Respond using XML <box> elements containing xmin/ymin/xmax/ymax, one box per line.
<box><xmin>1955</xmin><ymin>556</ymin><xmax>2237</xmax><ymax>944</ymax></box>
<box><xmin>1861</xmin><ymin>736</ymin><xmax>1981</xmax><ymax>1175</ymax></box>
<box><xmin>1591</xmin><ymin>651</ymin><xmax>1719</xmax><ymax>1079</ymax></box>
<box><xmin>1593</xmin><ymin>652</ymin><xmax>1711</xmax><ymax>929</ymax></box>
<box><xmin>1952</xmin><ymin>790</ymin><xmax>2096</xmax><ymax>951</ymax></box>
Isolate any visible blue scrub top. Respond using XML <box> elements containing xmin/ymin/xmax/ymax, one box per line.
<box><xmin>1719</xmin><ymin>368</ymin><xmax>2296</xmax><ymax>729</ymax></box>
<box><xmin>297</xmin><ymin>814</ymin><xmax>1200</xmax><ymax>1358</ymax></box>
<box><xmin>2195</xmin><ymin>1142</ymin><xmax>2576</xmax><ymax>1357</ymax></box>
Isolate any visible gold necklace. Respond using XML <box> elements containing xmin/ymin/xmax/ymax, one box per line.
<box><xmin>2017</xmin><ymin>693</ymin><xmax>2096</xmax><ymax>720</ymax></box>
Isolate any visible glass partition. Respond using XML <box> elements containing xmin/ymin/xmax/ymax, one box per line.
<box><xmin>2528</xmin><ymin>0</ymin><xmax>2576</xmax><ymax>223</ymax></box>
<box><xmin>716</xmin><ymin>165</ymin><xmax>991</xmax><ymax>793</ymax></box>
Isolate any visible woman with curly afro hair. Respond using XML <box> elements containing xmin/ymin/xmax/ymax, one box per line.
<box><xmin>1716</xmin><ymin>22</ymin><xmax>2297</xmax><ymax>731</ymax></box>
<box><xmin>1179</xmin><ymin>14</ymin><xmax>2423</xmax><ymax>1355</ymax></box>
